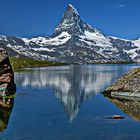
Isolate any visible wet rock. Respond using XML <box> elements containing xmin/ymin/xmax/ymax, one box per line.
<box><xmin>0</xmin><ymin>48</ymin><xmax>16</xmax><ymax>96</ymax></box>
<box><xmin>106</xmin><ymin>115</ymin><xmax>125</xmax><ymax>120</ymax></box>
<box><xmin>103</xmin><ymin>68</ymin><xmax>140</xmax><ymax>97</ymax></box>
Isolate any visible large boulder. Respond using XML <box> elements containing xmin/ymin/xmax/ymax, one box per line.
<box><xmin>0</xmin><ymin>48</ymin><xmax>16</xmax><ymax>96</ymax></box>
<box><xmin>103</xmin><ymin>68</ymin><xmax>140</xmax><ymax>97</ymax></box>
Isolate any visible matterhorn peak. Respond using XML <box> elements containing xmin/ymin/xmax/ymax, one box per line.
<box><xmin>67</xmin><ymin>4</ymin><xmax>79</xmax><ymax>15</ymax></box>
<box><xmin>54</xmin><ymin>4</ymin><xmax>82</xmax><ymax>34</ymax></box>
<box><xmin>54</xmin><ymin>4</ymin><xmax>98</xmax><ymax>35</ymax></box>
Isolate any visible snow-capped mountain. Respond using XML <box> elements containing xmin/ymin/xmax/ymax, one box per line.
<box><xmin>0</xmin><ymin>4</ymin><xmax>140</xmax><ymax>63</ymax></box>
<box><xmin>109</xmin><ymin>37</ymin><xmax>140</xmax><ymax>62</ymax></box>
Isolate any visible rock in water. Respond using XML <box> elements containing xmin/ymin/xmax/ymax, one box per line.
<box><xmin>106</xmin><ymin>115</ymin><xmax>125</xmax><ymax>120</ymax></box>
<box><xmin>0</xmin><ymin>48</ymin><xmax>16</xmax><ymax>96</ymax></box>
<box><xmin>103</xmin><ymin>68</ymin><xmax>140</xmax><ymax>97</ymax></box>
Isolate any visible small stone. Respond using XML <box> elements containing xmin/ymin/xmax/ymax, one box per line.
<box><xmin>106</xmin><ymin>115</ymin><xmax>125</xmax><ymax>120</ymax></box>
<box><xmin>112</xmin><ymin>115</ymin><xmax>125</xmax><ymax>119</ymax></box>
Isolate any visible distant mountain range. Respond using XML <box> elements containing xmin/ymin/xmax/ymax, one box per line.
<box><xmin>0</xmin><ymin>4</ymin><xmax>140</xmax><ymax>63</ymax></box>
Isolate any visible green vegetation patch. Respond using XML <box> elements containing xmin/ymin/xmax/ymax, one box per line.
<box><xmin>10</xmin><ymin>57</ymin><xmax>66</xmax><ymax>71</ymax></box>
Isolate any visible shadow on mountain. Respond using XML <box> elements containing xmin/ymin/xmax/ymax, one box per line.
<box><xmin>105</xmin><ymin>95</ymin><xmax>140</xmax><ymax>121</ymax></box>
<box><xmin>0</xmin><ymin>97</ymin><xmax>14</xmax><ymax>132</ymax></box>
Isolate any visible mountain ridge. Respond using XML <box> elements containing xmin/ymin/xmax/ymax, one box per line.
<box><xmin>0</xmin><ymin>4</ymin><xmax>140</xmax><ymax>63</ymax></box>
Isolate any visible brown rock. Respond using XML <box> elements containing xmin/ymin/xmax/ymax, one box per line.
<box><xmin>0</xmin><ymin>48</ymin><xmax>16</xmax><ymax>96</ymax></box>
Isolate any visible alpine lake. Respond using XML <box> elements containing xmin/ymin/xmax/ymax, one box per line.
<box><xmin>0</xmin><ymin>64</ymin><xmax>140</xmax><ymax>140</ymax></box>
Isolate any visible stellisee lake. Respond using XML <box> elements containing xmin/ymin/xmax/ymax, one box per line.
<box><xmin>1</xmin><ymin>64</ymin><xmax>140</xmax><ymax>140</ymax></box>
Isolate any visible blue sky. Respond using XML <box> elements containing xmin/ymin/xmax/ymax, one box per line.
<box><xmin>0</xmin><ymin>0</ymin><xmax>139</xmax><ymax>39</ymax></box>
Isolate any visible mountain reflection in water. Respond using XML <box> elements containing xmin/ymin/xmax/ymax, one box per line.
<box><xmin>15</xmin><ymin>65</ymin><xmax>134</xmax><ymax>122</ymax></box>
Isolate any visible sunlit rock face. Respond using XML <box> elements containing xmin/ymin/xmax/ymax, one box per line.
<box><xmin>0</xmin><ymin>98</ymin><xmax>14</xmax><ymax>132</ymax></box>
<box><xmin>0</xmin><ymin>49</ymin><xmax>16</xmax><ymax>96</ymax></box>
<box><xmin>15</xmin><ymin>65</ymin><xmax>125</xmax><ymax>122</ymax></box>
<box><xmin>103</xmin><ymin>68</ymin><xmax>140</xmax><ymax>97</ymax></box>
<box><xmin>106</xmin><ymin>96</ymin><xmax>140</xmax><ymax>121</ymax></box>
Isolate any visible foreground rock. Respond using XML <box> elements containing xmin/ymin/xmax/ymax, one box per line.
<box><xmin>103</xmin><ymin>68</ymin><xmax>140</xmax><ymax>97</ymax></box>
<box><xmin>0</xmin><ymin>48</ymin><xmax>16</xmax><ymax>96</ymax></box>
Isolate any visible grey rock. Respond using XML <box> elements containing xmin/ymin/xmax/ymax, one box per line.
<box><xmin>103</xmin><ymin>68</ymin><xmax>140</xmax><ymax>97</ymax></box>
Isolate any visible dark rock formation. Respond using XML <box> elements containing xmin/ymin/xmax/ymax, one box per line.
<box><xmin>0</xmin><ymin>48</ymin><xmax>16</xmax><ymax>96</ymax></box>
<box><xmin>103</xmin><ymin>68</ymin><xmax>140</xmax><ymax>97</ymax></box>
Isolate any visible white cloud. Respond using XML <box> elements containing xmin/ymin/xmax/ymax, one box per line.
<box><xmin>114</xmin><ymin>4</ymin><xmax>126</xmax><ymax>8</ymax></box>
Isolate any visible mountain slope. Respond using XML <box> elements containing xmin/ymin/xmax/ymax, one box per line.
<box><xmin>0</xmin><ymin>4</ymin><xmax>139</xmax><ymax>63</ymax></box>
<box><xmin>109</xmin><ymin>37</ymin><xmax>140</xmax><ymax>62</ymax></box>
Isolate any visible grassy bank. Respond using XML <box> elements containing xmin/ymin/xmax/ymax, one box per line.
<box><xmin>10</xmin><ymin>57</ymin><xmax>66</xmax><ymax>71</ymax></box>
<box><xmin>9</xmin><ymin>57</ymin><xmax>138</xmax><ymax>71</ymax></box>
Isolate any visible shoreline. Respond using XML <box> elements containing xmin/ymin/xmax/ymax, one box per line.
<box><xmin>13</xmin><ymin>62</ymin><xmax>140</xmax><ymax>71</ymax></box>
<box><xmin>103</xmin><ymin>67</ymin><xmax>140</xmax><ymax>98</ymax></box>
<box><xmin>10</xmin><ymin>57</ymin><xmax>140</xmax><ymax>71</ymax></box>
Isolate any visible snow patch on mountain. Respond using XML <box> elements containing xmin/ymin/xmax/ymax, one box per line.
<box><xmin>109</xmin><ymin>37</ymin><xmax>140</xmax><ymax>62</ymax></box>
<box><xmin>109</xmin><ymin>36</ymin><xmax>131</xmax><ymax>42</ymax></box>
<box><xmin>81</xmin><ymin>30</ymin><xmax>113</xmax><ymax>48</ymax></box>
<box><xmin>133</xmin><ymin>38</ymin><xmax>140</xmax><ymax>47</ymax></box>
<box><xmin>0</xmin><ymin>36</ymin><xmax>8</xmax><ymax>42</ymax></box>
<box><xmin>22</xmin><ymin>31</ymin><xmax>71</xmax><ymax>46</ymax></box>
<box><xmin>33</xmin><ymin>47</ymin><xmax>55</xmax><ymax>52</ymax></box>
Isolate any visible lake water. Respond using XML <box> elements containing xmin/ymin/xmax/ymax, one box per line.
<box><xmin>0</xmin><ymin>64</ymin><xmax>140</xmax><ymax>140</ymax></box>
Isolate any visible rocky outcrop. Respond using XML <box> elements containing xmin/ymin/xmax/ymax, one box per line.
<box><xmin>103</xmin><ymin>68</ymin><xmax>140</xmax><ymax>97</ymax></box>
<box><xmin>0</xmin><ymin>48</ymin><xmax>16</xmax><ymax>96</ymax></box>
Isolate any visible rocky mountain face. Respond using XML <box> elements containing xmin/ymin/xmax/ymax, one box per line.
<box><xmin>0</xmin><ymin>4</ymin><xmax>140</xmax><ymax>63</ymax></box>
<box><xmin>0</xmin><ymin>48</ymin><xmax>16</xmax><ymax>96</ymax></box>
<box><xmin>109</xmin><ymin>37</ymin><xmax>140</xmax><ymax>62</ymax></box>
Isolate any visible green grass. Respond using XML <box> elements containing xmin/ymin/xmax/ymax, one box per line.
<box><xmin>10</xmin><ymin>57</ymin><xmax>66</xmax><ymax>71</ymax></box>
<box><xmin>9</xmin><ymin>57</ymin><xmax>137</xmax><ymax>71</ymax></box>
